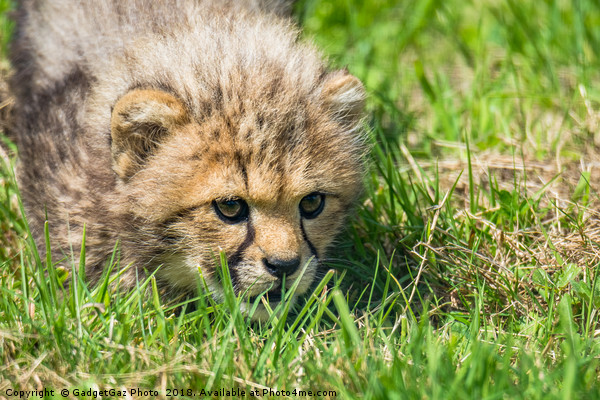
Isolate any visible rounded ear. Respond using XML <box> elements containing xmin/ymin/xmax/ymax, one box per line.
<box><xmin>110</xmin><ymin>89</ymin><xmax>189</xmax><ymax>180</ymax></box>
<box><xmin>320</xmin><ymin>70</ymin><xmax>366</xmax><ymax>129</ymax></box>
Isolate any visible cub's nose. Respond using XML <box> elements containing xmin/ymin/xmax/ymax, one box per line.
<box><xmin>263</xmin><ymin>256</ymin><xmax>301</xmax><ymax>279</ymax></box>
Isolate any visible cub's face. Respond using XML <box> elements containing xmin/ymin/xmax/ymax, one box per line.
<box><xmin>110</xmin><ymin>71</ymin><xmax>365</xmax><ymax>319</ymax></box>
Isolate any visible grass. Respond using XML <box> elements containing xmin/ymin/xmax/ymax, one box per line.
<box><xmin>2</xmin><ymin>0</ymin><xmax>600</xmax><ymax>398</ymax></box>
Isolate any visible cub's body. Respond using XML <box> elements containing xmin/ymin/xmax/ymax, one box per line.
<box><xmin>10</xmin><ymin>0</ymin><xmax>366</xmax><ymax>316</ymax></box>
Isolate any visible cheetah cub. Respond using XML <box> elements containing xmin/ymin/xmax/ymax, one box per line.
<box><xmin>9</xmin><ymin>0</ymin><xmax>367</xmax><ymax>319</ymax></box>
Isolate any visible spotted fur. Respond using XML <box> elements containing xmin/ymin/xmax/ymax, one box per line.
<box><xmin>9</xmin><ymin>0</ymin><xmax>367</xmax><ymax>319</ymax></box>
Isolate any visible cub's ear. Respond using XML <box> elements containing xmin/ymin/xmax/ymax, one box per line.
<box><xmin>110</xmin><ymin>89</ymin><xmax>189</xmax><ymax>180</ymax></box>
<box><xmin>320</xmin><ymin>70</ymin><xmax>366</xmax><ymax>129</ymax></box>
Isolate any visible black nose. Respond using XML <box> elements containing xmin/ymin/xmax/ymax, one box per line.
<box><xmin>263</xmin><ymin>257</ymin><xmax>301</xmax><ymax>278</ymax></box>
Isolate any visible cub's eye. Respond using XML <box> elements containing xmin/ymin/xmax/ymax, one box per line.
<box><xmin>213</xmin><ymin>198</ymin><xmax>249</xmax><ymax>223</ymax></box>
<box><xmin>299</xmin><ymin>193</ymin><xmax>325</xmax><ymax>219</ymax></box>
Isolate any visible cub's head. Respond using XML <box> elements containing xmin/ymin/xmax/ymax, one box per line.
<box><xmin>110</xmin><ymin>70</ymin><xmax>366</xmax><ymax>319</ymax></box>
